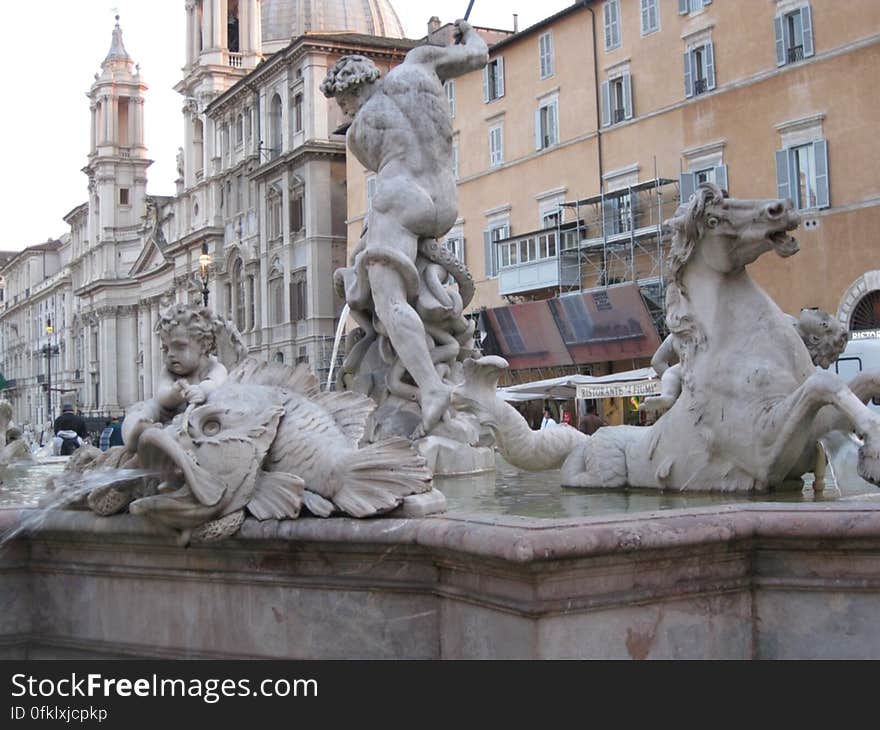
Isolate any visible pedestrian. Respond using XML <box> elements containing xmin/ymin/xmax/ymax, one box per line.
<box><xmin>100</xmin><ymin>416</ymin><xmax>124</xmax><ymax>451</ymax></box>
<box><xmin>540</xmin><ymin>406</ymin><xmax>557</xmax><ymax>430</ymax></box>
<box><xmin>578</xmin><ymin>403</ymin><xmax>608</xmax><ymax>435</ymax></box>
<box><xmin>53</xmin><ymin>403</ymin><xmax>88</xmax><ymax>455</ymax></box>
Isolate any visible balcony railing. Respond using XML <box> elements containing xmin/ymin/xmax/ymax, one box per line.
<box><xmin>787</xmin><ymin>45</ymin><xmax>804</xmax><ymax>63</ymax></box>
<box><xmin>693</xmin><ymin>78</ymin><xmax>708</xmax><ymax>95</ymax></box>
<box><xmin>613</xmin><ymin>107</ymin><xmax>626</xmax><ymax>124</ymax></box>
<box><xmin>228</xmin><ymin>52</ymin><xmax>243</xmax><ymax>68</ymax></box>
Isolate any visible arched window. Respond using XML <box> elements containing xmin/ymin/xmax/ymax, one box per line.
<box><xmin>290</xmin><ymin>269</ymin><xmax>307</xmax><ymax>322</ymax></box>
<box><xmin>289</xmin><ymin>176</ymin><xmax>305</xmax><ymax>235</ymax></box>
<box><xmin>232</xmin><ymin>258</ymin><xmax>245</xmax><ymax>331</ymax></box>
<box><xmin>270</xmin><ymin>93</ymin><xmax>283</xmax><ymax>159</ymax></box>
<box><xmin>193</xmin><ymin>118</ymin><xmax>204</xmax><ymax>179</ymax></box>
<box><xmin>227</xmin><ymin>0</ymin><xmax>240</xmax><ymax>52</ymax></box>
<box><xmin>269</xmin><ymin>258</ymin><xmax>284</xmax><ymax>325</ymax></box>
<box><xmin>267</xmin><ymin>184</ymin><xmax>283</xmax><ymax>242</ymax></box>
<box><xmin>851</xmin><ymin>291</ymin><xmax>880</xmax><ymax>332</ymax></box>
<box><xmin>273</xmin><ymin>351</ymin><xmax>284</xmax><ymax>363</ymax></box>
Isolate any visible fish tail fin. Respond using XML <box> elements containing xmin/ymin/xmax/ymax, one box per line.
<box><xmin>332</xmin><ymin>438</ymin><xmax>433</xmax><ymax>518</ymax></box>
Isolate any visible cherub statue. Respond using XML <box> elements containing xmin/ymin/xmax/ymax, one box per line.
<box><xmin>122</xmin><ymin>304</ymin><xmax>235</xmax><ymax>450</ymax></box>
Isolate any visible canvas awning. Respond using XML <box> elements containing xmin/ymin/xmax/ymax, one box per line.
<box><xmin>498</xmin><ymin>367</ymin><xmax>660</xmax><ymax>401</ymax></box>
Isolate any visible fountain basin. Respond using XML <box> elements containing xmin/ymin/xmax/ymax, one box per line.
<box><xmin>3</xmin><ymin>500</ymin><xmax>880</xmax><ymax>659</ymax></box>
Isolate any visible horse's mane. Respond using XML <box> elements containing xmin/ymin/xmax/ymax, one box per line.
<box><xmin>662</xmin><ymin>182</ymin><xmax>727</xmax><ymax>386</ymax></box>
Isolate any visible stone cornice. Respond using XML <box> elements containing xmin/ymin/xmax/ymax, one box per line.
<box><xmin>251</xmin><ymin>141</ymin><xmax>346</xmax><ymax>180</ymax></box>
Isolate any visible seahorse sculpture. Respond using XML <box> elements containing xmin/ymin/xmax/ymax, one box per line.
<box><xmin>455</xmin><ymin>185</ymin><xmax>880</xmax><ymax>493</ymax></box>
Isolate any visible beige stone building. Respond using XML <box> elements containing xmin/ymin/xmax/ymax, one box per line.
<box><xmin>344</xmin><ymin>0</ymin><xmax>880</xmax><ymax>422</ymax></box>
<box><xmin>0</xmin><ymin>1</ymin><xmax>413</xmax><ymax>428</ymax></box>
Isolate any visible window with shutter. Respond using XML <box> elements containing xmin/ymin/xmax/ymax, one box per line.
<box><xmin>539</xmin><ymin>32</ymin><xmax>554</xmax><ymax>78</ymax></box>
<box><xmin>604</xmin><ymin>74</ymin><xmax>633</xmax><ymax>125</ymax></box>
<box><xmin>604</xmin><ymin>1</ymin><xmax>621</xmax><ymax>51</ymax></box>
<box><xmin>484</xmin><ymin>58</ymin><xmax>505</xmax><ymax>101</ymax></box>
<box><xmin>777</xmin><ymin>139</ymin><xmax>829</xmax><ymax>210</ymax></box>
<box><xmin>489</xmin><ymin>125</ymin><xmax>504</xmax><ymax>167</ymax></box>
<box><xmin>445</xmin><ymin>80</ymin><xmax>455</xmax><ymax>118</ymax></box>
<box><xmin>685</xmin><ymin>43</ymin><xmax>715</xmax><ymax>96</ymax></box>
<box><xmin>776</xmin><ymin>5</ymin><xmax>814</xmax><ymax>66</ymax></box>
<box><xmin>641</xmin><ymin>0</ymin><xmax>659</xmax><ymax>34</ymax></box>
<box><xmin>681</xmin><ymin>0</ymin><xmax>711</xmax><ymax>13</ymax></box>
<box><xmin>536</xmin><ymin>100</ymin><xmax>559</xmax><ymax>150</ymax></box>
<box><xmin>443</xmin><ymin>236</ymin><xmax>465</xmax><ymax>264</ymax></box>
<box><xmin>679</xmin><ymin>172</ymin><xmax>696</xmax><ymax>204</ymax></box>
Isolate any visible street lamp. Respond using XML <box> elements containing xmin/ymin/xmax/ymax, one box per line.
<box><xmin>43</xmin><ymin>317</ymin><xmax>59</xmax><ymax>422</ymax></box>
<box><xmin>198</xmin><ymin>243</ymin><xmax>212</xmax><ymax>307</ymax></box>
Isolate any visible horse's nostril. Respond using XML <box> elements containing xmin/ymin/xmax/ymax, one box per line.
<box><xmin>766</xmin><ymin>202</ymin><xmax>784</xmax><ymax>218</ymax></box>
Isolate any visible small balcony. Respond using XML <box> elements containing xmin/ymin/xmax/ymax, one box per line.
<box><xmin>496</xmin><ymin>229</ymin><xmax>581</xmax><ymax>297</ymax></box>
<box><xmin>787</xmin><ymin>45</ymin><xmax>804</xmax><ymax>63</ymax></box>
<box><xmin>227</xmin><ymin>52</ymin><xmax>243</xmax><ymax>69</ymax></box>
<box><xmin>613</xmin><ymin>107</ymin><xmax>626</xmax><ymax>124</ymax></box>
<box><xmin>693</xmin><ymin>78</ymin><xmax>708</xmax><ymax>95</ymax></box>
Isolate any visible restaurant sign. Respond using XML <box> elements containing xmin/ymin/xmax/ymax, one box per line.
<box><xmin>576</xmin><ymin>379</ymin><xmax>661</xmax><ymax>400</ymax></box>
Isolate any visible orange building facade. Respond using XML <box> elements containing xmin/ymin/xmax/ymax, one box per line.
<box><xmin>344</xmin><ymin>0</ymin><xmax>880</xmax><ymax>418</ymax></box>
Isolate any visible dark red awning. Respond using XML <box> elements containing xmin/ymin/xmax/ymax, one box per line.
<box><xmin>483</xmin><ymin>283</ymin><xmax>661</xmax><ymax>369</ymax></box>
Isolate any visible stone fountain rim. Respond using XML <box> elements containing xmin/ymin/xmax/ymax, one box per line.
<box><xmin>5</xmin><ymin>498</ymin><xmax>880</xmax><ymax>564</ymax></box>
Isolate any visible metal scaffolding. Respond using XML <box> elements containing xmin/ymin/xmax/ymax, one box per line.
<box><xmin>553</xmin><ymin>177</ymin><xmax>680</xmax><ymax>336</ymax></box>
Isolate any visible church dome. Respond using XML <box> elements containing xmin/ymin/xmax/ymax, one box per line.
<box><xmin>261</xmin><ymin>0</ymin><xmax>406</xmax><ymax>44</ymax></box>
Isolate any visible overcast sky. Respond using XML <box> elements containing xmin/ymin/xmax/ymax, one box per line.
<box><xmin>1</xmin><ymin>0</ymin><xmax>573</xmax><ymax>251</ymax></box>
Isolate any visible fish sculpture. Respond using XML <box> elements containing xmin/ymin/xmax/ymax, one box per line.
<box><xmin>88</xmin><ymin>359</ymin><xmax>433</xmax><ymax>543</ymax></box>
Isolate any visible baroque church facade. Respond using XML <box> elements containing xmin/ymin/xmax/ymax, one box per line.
<box><xmin>0</xmin><ymin>0</ymin><xmax>410</xmax><ymax>427</ymax></box>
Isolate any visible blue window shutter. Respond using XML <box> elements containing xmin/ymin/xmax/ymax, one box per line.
<box><xmin>802</xmin><ymin>4</ymin><xmax>814</xmax><ymax>58</ymax></box>
<box><xmin>641</xmin><ymin>0</ymin><xmax>650</xmax><ymax>32</ymax></box>
<box><xmin>601</xmin><ymin>81</ymin><xmax>611</xmax><ymax>126</ymax></box>
<box><xmin>483</xmin><ymin>230</ymin><xmax>495</xmax><ymax>277</ymax></box>
<box><xmin>683</xmin><ymin>52</ymin><xmax>694</xmax><ymax>97</ymax></box>
<box><xmin>679</xmin><ymin>172</ymin><xmax>696</xmax><ymax>204</ymax></box>
<box><xmin>703</xmin><ymin>0</ymin><xmax>712</xmax><ymax>5</ymax></box>
<box><xmin>774</xmin><ymin>16</ymin><xmax>785</xmax><ymax>66</ymax></box>
<box><xmin>623</xmin><ymin>73</ymin><xmax>633</xmax><ymax>119</ymax></box>
<box><xmin>814</xmin><ymin>139</ymin><xmax>829</xmax><ymax>209</ymax></box>
<box><xmin>549</xmin><ymin>102</ymin><xmax>558</xmax><ymax>145</ymax></box>
<box><xmin>679</xmin><ymin>0</ymin><xmax>689</xmax><ymax>15</ymax></box>
<box><xmin>535</xmin><ymin>108</ymin><xmax>543</xmax><ymax>150</ymax></box>
<box><xmin>604</xmin><ymin>4</ymin><xmax>613</xmax><ymax>48</ymax></box>
<box><xmin>705</xmin><ymin>42</ymin><xmax>716</xmax><ymax>90</ymax></box>
<box><xmin>497</xmin><ymin>56</ymin><xmax>505</xmax><ymax>97</ymax></box>
<box><xmin>482</xmin><ymin>65</ymin><xmax>489</xmax><ymax>102</ymax></box>
<box><xmin>715</xmin><ymin>164</ymin><xmax>728</xmax><ymax>193</ymax></box>
<box><xmin>775</xmin><ymin>149</ymin><xmax>791</xmax><ymax>201</ymax></box>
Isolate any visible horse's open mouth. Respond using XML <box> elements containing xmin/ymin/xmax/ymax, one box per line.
<box><xmin>769</xmin><ymin>230</ymin><xmax>799</xmax><ymax>257</ymax></box>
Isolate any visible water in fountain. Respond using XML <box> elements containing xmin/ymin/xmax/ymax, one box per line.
<box><xmin>0</xmin><ymin>468</ymin><xmax>158</xmax><ymax>546</ymax></box>
<box><xmin>325</xmin><ymin>303</ymin><xmax>350</xmax><ymax>391</ymax></box>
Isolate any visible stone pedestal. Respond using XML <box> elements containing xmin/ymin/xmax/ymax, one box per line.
<box><xmin>416</xmin><ymin>436</ymin><xmax>495</xmax><ymax>476</ymax></box>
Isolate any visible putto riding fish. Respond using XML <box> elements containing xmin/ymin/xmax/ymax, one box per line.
<box><xmin>89</xmin><ymin>359</ymin><xmax>433</xmax><ymax>543</ymax></box>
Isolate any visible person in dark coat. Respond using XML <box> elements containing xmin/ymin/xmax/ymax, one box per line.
<box><xmin>578</xmin><ymin>403</ymin><xmax>608</xmax><ymax>435</ymax></box>
<box><xmin>53</xmin><ymin>403</ymin><xmax>88</xmax><ymax>455</ymax></box>
<box><xmin>53</xmin><ymin>403</ymin><xmax>88</xmax><ymax>440</ymax></box>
